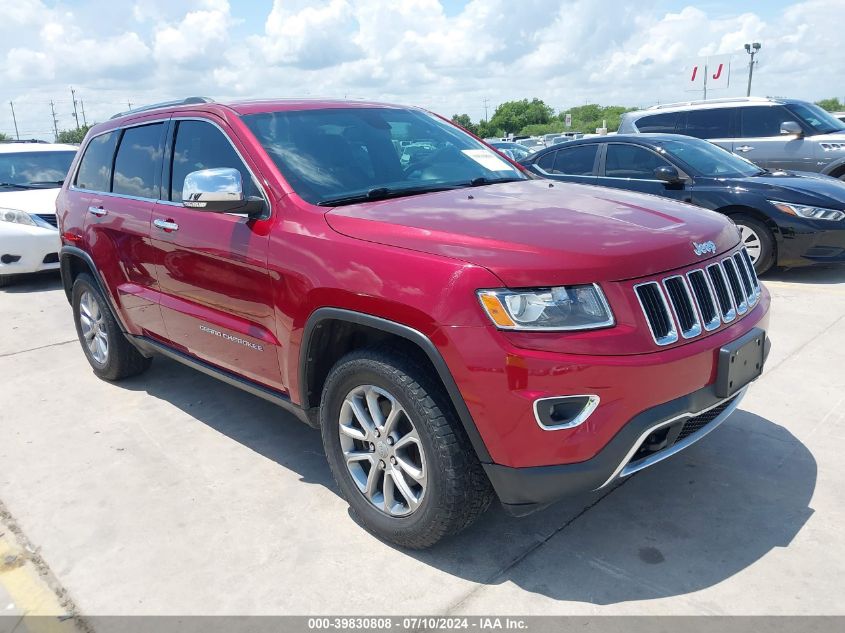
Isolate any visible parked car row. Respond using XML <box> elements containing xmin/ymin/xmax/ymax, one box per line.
<box><xmin>520</xmin><ymin>134</ymin><xmax>845</xmax><ymax>274</ymax></box>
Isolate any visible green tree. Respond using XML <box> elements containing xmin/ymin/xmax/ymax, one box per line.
<box><xmin>816</xmin><ymin>98</ymin><xmax>844</xmax><ymax>112</ymax></box>
<box><xmin>450</xmin><ymin>113</ymin><xmax>478</xmax><ymax>135</ymax></box>
<box><xmin>489</xmin><ymin>98</ymin><xmax>554</xmax><ymax>135</ymax></box>
<box><xmin>57</xmin><ymin>125</ymin><xmax>93</xmax><ymax>144</ymax></box>
<box><xmin>0</xmin><ymin>132</ymin><xmax>12</xmax><ymax>141</ymax></box>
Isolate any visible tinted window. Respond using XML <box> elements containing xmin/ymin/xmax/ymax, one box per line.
<box><xmin>112</xmin><ymin>124</ymin><xmax>164</xmax><ymax>198</ymax></box>
<box><xmin>740</xmin><ymin>106</ymin><xmax>799</xmax><ymax>138</ymax></box>
<box><xmin>536</xmin><ymin>151</ymin><xmax>556</xmax><ymax>172</ymax></box>
<box><xmin>658</xmin><ymin>138</ymin><xmax>760</xmax><ymax>178</ymax></box>
<box><xmin>785</xmin><ymin>102</ymin><xmax>845</xmax><ymax>134</ymax></box>
<box><xmin>683</xmin><ymin>108</ymin><xmax>734</xmax><ymax>138</ymax></box>
<box><xmin>635</xmin><ymin>112</ymin><xmax>680</xmax><ymax>133</ymax></box>
<box><xmin>551</xmin><ymin>144</ymin><xmax>597</xmax><ymax>175</ymax></box>
<box><xmin>0</xmin><ymin>151</ymin><xmax>75</xmax><ymax>187</ymax></box>
<box><xmin>75</xmin><ymin>132</ymin><xmax>118</xmax><ymax>192</ymax></box>
<box><xmin>243</xmin><ymin>108</ymin><xmax>525</xmax><ymax>206</ymax></box>
<box><xmin>170</xmin><ymin>120</ymin><xmax>260</xmax><ymax>202</ymax></box>
<box><xmin>605</xmin><ymin>144</ymin><xmax>670</xmax><ymax>179</ymax></box>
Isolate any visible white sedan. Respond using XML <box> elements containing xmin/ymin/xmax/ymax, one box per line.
<box><xmin>0</xmin><ymin>142</ymin><xmax>77</xmax><ymax>287</ymax></box>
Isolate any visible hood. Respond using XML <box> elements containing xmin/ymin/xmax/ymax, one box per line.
<box><xmin>324</xmin><ymin>180</ymin><xmax>739</xmax><ymax>286</ymax></box>
<box><xmin>725</xmin><ymin>171</ymin><xmax>845</xmax><ymax>207</ymax></box>
<box><xmin>0</xmin><ymin>187</ymin><xmax>61</xmax><ymax>214</ymax></box>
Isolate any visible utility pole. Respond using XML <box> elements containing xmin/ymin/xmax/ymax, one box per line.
<box><xmin>49</xmin><ymin>100</ymin><xmax>59</xmax><ymax>141</ymax></box>
<box><xmin>744</xmin><ymin>42</ymin><xmax>761</xmax><ymax>97</ymax></box>
<box><xmin>80</xmin><ymin>99</ymin><xmax>87</xmax><ymax>126</ymax></box>
<box><xmin>127</xmin><ymin>100</ymin><xmax>132</xmax><ymax>110</ymax></box>
<box><xmin>9</xmin><ymin>101</ymin><xmax>19</xmax><ymax>140</ymax></box>
<box><xmin>482</xmin><ymin>97</ymin><xmax>489</xmax><ymax>122</ymax></box>
<box><xmin>70</xmin><ymin>87</ymin><xmax>80</xmax><ymax>130</ymax></box>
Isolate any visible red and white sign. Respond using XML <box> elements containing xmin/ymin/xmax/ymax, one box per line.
<box><xmin>686</xmin><ymin>54</ymin><xmax>732</xmax><ymax>92</ymax></box>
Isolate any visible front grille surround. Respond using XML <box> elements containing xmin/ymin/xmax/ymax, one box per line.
<box><xmin>636</xmin><ymin>246</ymin><xmax>760</xmax><ymax>347</ymax></box>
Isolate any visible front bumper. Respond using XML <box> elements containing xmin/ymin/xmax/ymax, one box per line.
<box><xmin>774</xmin><ymin>215</ymin><xmax>845</xmax><ymax>267</ymax></box>
<box><xmin>485</xmin><ymin>376</ymin><xmax>761</xmax><ymax>516</ymax></box>
<box><xmin>0</xmin><ymin>223</ymin><xmax>61</xmax><ymax>277</ymax></box>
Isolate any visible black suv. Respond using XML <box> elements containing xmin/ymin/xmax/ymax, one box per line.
<box><xmin>520</xmin><ymin>134</ymin><xmax>845</xmax><ymax>274</ymax></box>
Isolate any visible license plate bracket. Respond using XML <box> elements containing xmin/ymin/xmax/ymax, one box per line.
<box><xmin>715</xmin><ymin>327</ymin><xmax>766</xmax><ymax>398</ymax></box>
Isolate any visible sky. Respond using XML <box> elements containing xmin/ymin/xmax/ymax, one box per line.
<box><xmin>1</xmin><ymin>0</ymin><xmax>843</xmax><ymax>140</ymax></box>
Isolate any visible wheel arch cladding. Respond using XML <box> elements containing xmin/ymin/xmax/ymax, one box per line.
<box><xmin>299</xmin><ymin>308</ymin><xmax>492</xmax><ymax>463</ymax></box>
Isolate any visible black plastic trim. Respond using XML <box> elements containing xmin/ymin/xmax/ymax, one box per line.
<box><xmin>59</xmin><ymin>246</ymin><xmax>132</xmax><ymax>332</ymax></box>
<box><xmin>133</xmin><ymin>336</ymin><xmax>309</xmax><ymax>425</ymax></box>
<box><xmin>300</xmin><ymin>307</ymin><xmax>492</xmax><ymax>463</ymax></box>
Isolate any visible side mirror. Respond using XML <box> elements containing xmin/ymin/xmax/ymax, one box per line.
<box><xmin>780</xmin><ymin>121</ymin><xmax>803</xmax><ymax>136</ymax></box>
<box><xmin>182</xmin><ymin>168</ymin><xmax>264</xmax><ymax>216</ymax></box>
<box><xmin>654</xmin><ymin>165</ymin><xmax>682</xmax><ymax>184</ymax></box>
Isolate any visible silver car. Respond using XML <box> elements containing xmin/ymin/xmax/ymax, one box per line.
<box><xmin>619</xmin><ymin>97</ymin><xmax>845</xmax><ymax>180</ymax></box>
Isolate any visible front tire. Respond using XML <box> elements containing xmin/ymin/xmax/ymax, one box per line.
<box><xmin>71</xmin><ymin>273</ymin><xmax>152</xmax><ymax>380</ymax></box>
<box><xmin>731</xmin><ymin>213</ymin><xmax>775</xmax><ymax>275</ymax></box>
<box><xmin>320</xmin><ymin>348</ymin><xmax>493</xmax><ymax>549</ymax></box>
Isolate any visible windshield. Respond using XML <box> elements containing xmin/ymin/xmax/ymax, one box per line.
<box><xmin>0</xmin><ymin>151</ymin><xmax>76</xmax><ymax>188</ymax></box>
<box><xmin>242</xmin><ymin>108</ymin><xmax>526</xmax><ymax>205</ymax></box>
<box><xmin>492</xmin><ymin>142</ymin><xmax>532</xmax><ymax>161</ymax></box>
<box><xmin>786</xmin><ymin>102</ymin><xmax>845</xmax><ymax>135</ymax></box>
<box><xmin>657</xmin><ymin>138</ymin><xmax>762</xmax><ymax>178</ymax></box>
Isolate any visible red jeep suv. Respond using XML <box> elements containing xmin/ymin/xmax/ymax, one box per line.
<box><xmin>57</xmin><ymin>98</ymin><xmax>770</xmax><ymax>548</ymax></box>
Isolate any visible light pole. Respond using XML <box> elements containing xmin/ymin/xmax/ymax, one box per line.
<box><xmin>744</xmin><ymin>42</ymin><xmax>761</xmax><ymax>97</ymax></box>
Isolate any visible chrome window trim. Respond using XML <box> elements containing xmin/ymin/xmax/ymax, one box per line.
<box><xmin>721</xmin><ymin>257</ymin><xmax>748</xmax><ymax>315</ymax></box>
<box><xmin>68</xmin><ymin>115</ymin><xmax>271</xmax><ymax>219</ymax></box>
<box><xmin>685</xmin><ymin>269</ymin><xmax>721</xmax><ymax>331</ymax></box>
<box><xmin>633</xmin><ymin>281</ymin><xmax>678</xmax><ymax>346</ymax></box>
<box><xmin>597</xmin><ymin>386</ymin><xmax>747</xmax><ymax>489</ymax></box>
<box><xmin>662</xmin><ymin>274</ymin><xmax>702</xmax><ymax>339</ymax></box>
<box><xmin>706</xmin><ymin>263</ymin><xmax>737</xmax><ymax>323</ymax></box>
<box><xmin>533</xmin><ymin>394</ymin><xmax>600</xmax><ymax>431</ymax></box>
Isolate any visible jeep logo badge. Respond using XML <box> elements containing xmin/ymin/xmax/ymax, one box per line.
<box><xmin>693</xmin><ymin>240</ymin><xmax>717</xmax><ymax>256</ymax></box>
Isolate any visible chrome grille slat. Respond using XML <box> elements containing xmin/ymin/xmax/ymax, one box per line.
<box><xmin>634</xmin><ymin>282</ymin><xmax>678</xmax><ymax>346</ymax></box>
<box><xmin>635</xmin><ymin>247</ymin><xmax>761</xmax><ymax>345</ymax></box>
<box><xmin>663</xmin><ymin>275</ymin><xmax>701</xmax><ymax>339</ymax></box>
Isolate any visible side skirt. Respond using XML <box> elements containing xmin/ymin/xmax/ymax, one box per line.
<box><xmin>132</xmin><ymin>336</ymin><xmax>312</xmax><ymax>426</ymax></box>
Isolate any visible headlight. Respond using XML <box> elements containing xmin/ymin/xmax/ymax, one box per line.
<box><xmin>478</xmin><ymin>284</ymin><xmax>614</xmax><ymax>331</ymax></box>
<box><xmin>0</xmin><ymin>207</ymin><xmax>38</xmax><ymax>227</ymax></box>
<box><xmin>769</xmin><ymin>200</ymin><xmax>844</xmax><ymax>221</ymax></box>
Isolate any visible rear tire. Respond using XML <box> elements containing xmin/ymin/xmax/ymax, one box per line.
<box><xmin>71</xmin><ymin>273</ymin><xmax>152</xmax><ymax>380</ymax></box>
<box><xmin>320</xmin><ymin>347</ymin><xmax>493</xmax><ymax>549</ymax></box>
<box><xmin>731</xmin><ymin>213</ymin><xmax>775</xmax><ymax>275</ymax></box>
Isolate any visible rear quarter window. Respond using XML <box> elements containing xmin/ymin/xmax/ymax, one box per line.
<box><xmin>634</xmin><ymin>112</ymin><xmax>680</xmax><ymax>133</ymax></box>
<box><xmin>682</xmin><ymin>108</ymin><xmax>735</xmax><ymax>139</ymax></box>
<box><xmin>75</xmin><ymin>132</ymin><xmax>119</xmax><ymax>192</ymax></box>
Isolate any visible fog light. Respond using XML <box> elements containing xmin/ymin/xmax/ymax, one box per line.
<box><xmin>533</xmin><ymin>394</ymin><xmax>600</xmax><ymax>430</ymax></box>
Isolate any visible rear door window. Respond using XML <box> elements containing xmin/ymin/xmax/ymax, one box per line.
<box><xmin>112</xmin><ymin>123</ymin><xmax>165</xmax><ymax>199</ymax></box>
<box><xmin>604</xmin><ymin>144</ymin><xmax>670</xmax><ymax>179</ymax></box>
<box><xmin>682</xmin><ymin>108</ymin><xmax>734</xmax><ymax>139</ymax></box>
<box><xmin>634</xmin><ymin>112</ymin><xmax>680</xmax><ymax>133</ymax></box>
<box><xmin>536</xmin><ymin>151</ymin><xmax>557</xmax><ymax>172</ymax></box>
<box><xmin>75</xmin><ymin>132</ymin><xmax>119</xmax><ymax>192</ymax></box>
<box><xmin>551</xmin><ymin>144</ymin><xmax>598</xmax><ymax>175</ymax></box>
<box><xmin>740</xmin><ymin>106</ymin><xmax>800</xmax><ymax>138</ymax></box>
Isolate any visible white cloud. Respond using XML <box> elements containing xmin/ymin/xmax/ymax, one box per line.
<box><xmin>1</xmin><ymin>0</ymin><xmax>844</xmax><ymax>139</ymax></box>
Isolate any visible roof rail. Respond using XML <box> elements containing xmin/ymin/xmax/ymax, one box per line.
<box><xmin>110</xmin><ymin>96</ymin><xmax>215</xmax><ymax>120</ymax></box>
<box><xmin>647</xmin><ymin>96</ymin><xmax>772</xmax><ymax>110</ymax></box>
<box><xmin>0</xmin><ymin>139</ymin><xmax>48</xmax><ymax>144</ymax></box>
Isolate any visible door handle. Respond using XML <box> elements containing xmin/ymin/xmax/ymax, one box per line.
<box><xmin>735</xmin><ymin>145</ymin><xmax>755</xmax><ymax>153</ymax></box>
<box><xmin>153</xmin><ymin>218</ymin><xmax>179</xmax><ymax>232</ymax></box>
<box><xmin>87</xmin><ymin>206</ymin><xmax>107</xmax><ymax>217</ymax></box>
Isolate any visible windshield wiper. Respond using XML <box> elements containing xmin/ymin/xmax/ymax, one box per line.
<box><xmin>468</xmin><ymin>176</ymin><xmax>524</xmax><ymax>187</ymax></box>
<box><xmin>0</xmin><ymin>182</ymin><xmax>37</xmax><ymax>190</ymax></box>
<box><xmin>26</xmin><ymin>180</ymin><xmax>64</xmax><ymax>187</ymax></box>
<box><xmin>317</xmin><ymin>184</ymin><xmax>462</xmax><ymax>207</ymax></box>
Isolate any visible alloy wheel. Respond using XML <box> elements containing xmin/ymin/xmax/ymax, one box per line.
<box><xmin>338</xmin><ymin>385</ymin><xmax>427</xmax><ymax>517</ymax></box>
<box><xmin>738</xmin><ymin>224</ymin><xmax>762</xmax><ymax>264</ymax></box>
<box><xmin>79</xmin><ymin>290</ymin><xmax>109</xmax><ymax>364</ymax></box>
